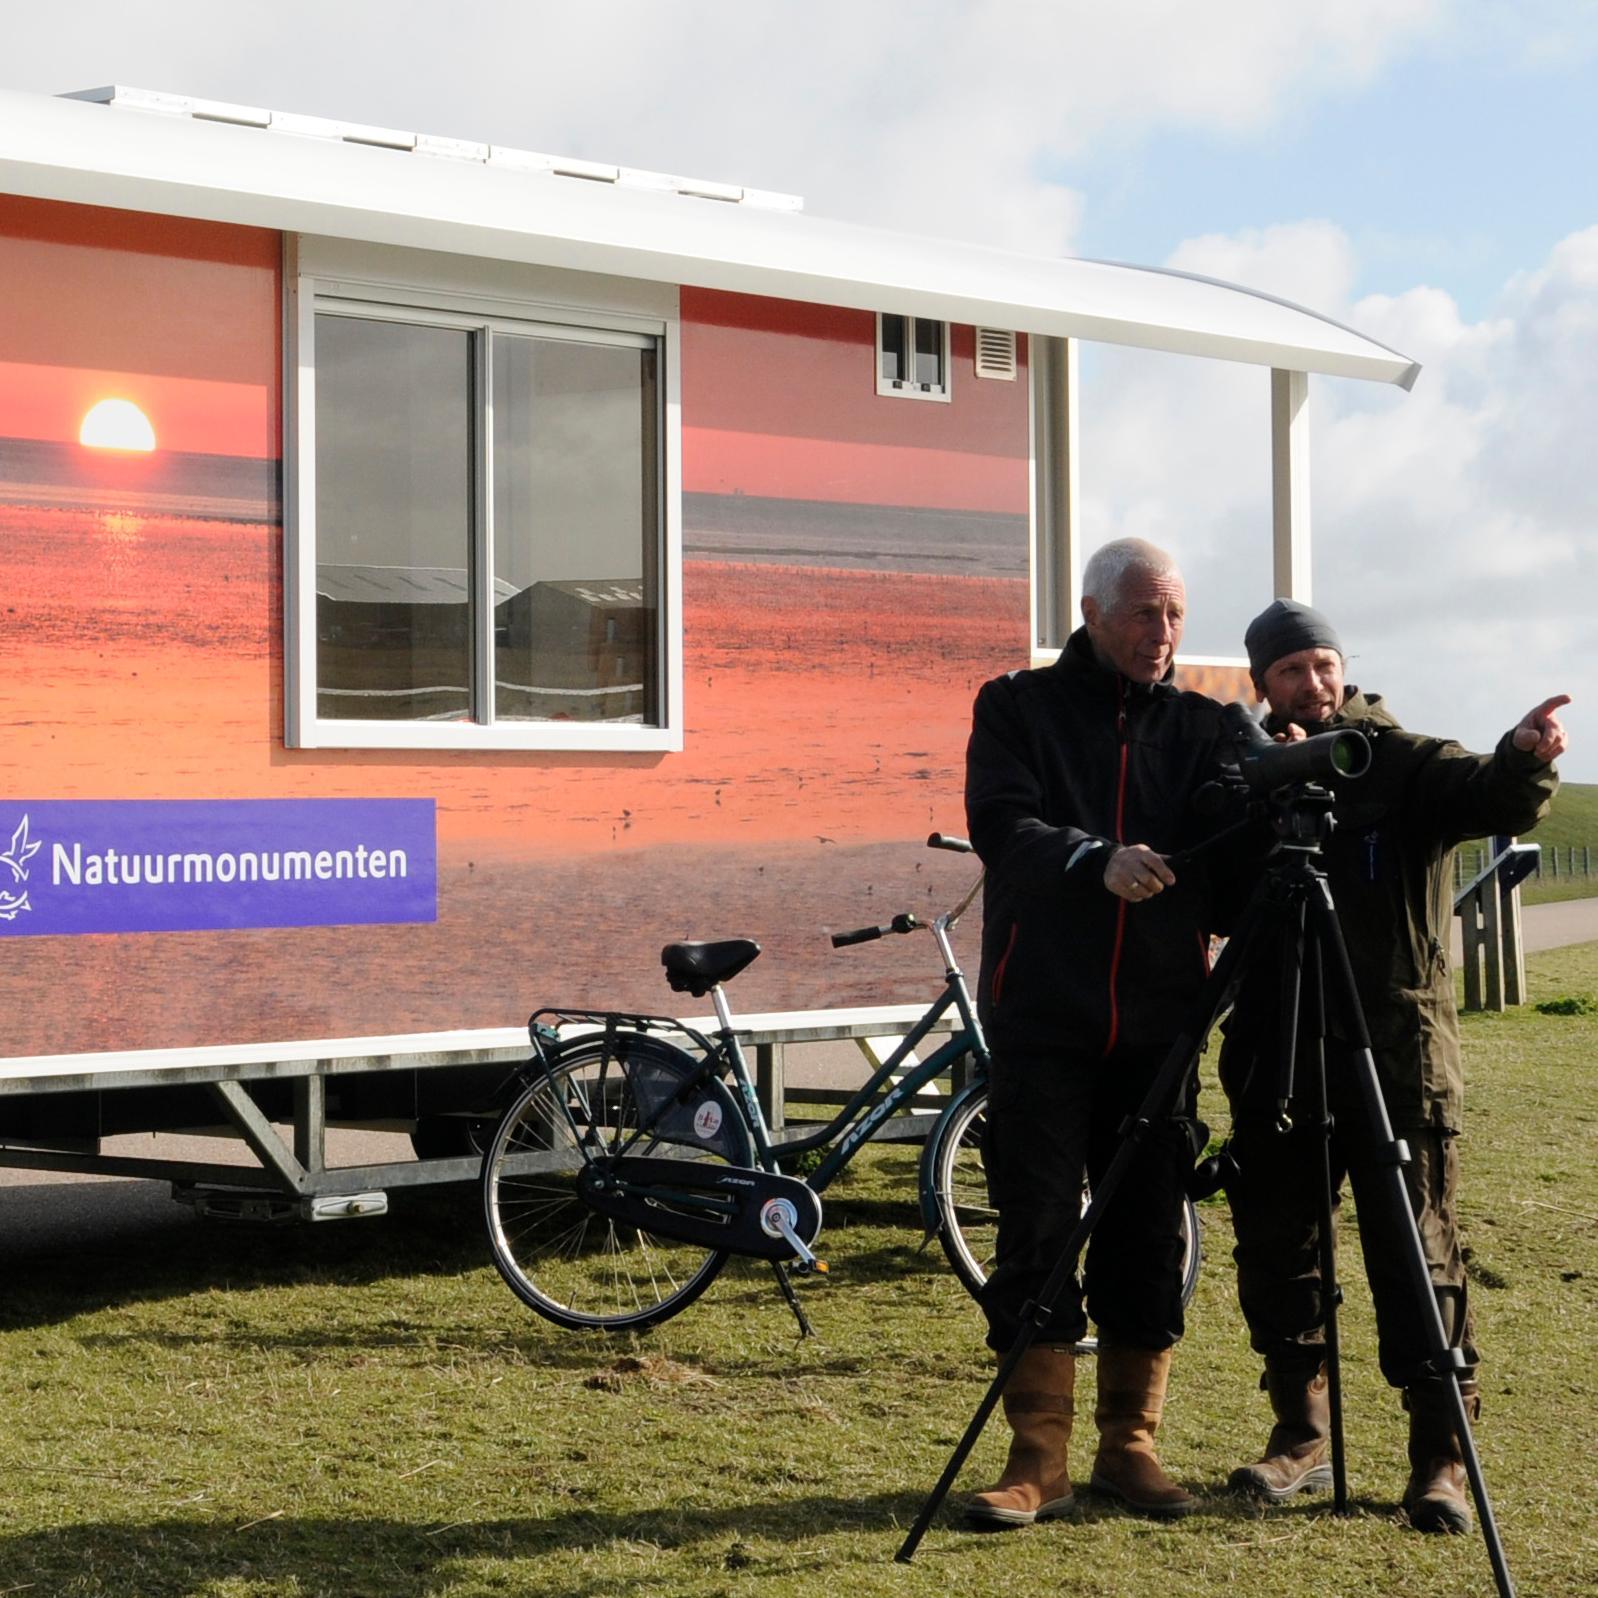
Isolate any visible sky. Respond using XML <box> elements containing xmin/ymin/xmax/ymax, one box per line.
<box><xmin>4</xmin><ymin>0</ymin><xmax>1596</xmax><ymax>777</ymax></box>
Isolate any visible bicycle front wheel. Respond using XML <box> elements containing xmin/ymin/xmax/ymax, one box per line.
<box><xmin>928</xmin><ymin>1079</ymin><xmax>1000</xmax><ymax>1299</ymax></box>
<box><xmin>928</xmin><ymin>1080</ymin><xmax>1202</xmax><ymax>1309</ymax></box>
<box><xmin>482</xmin><ymin>1032</ymin><xmax>751</xmax><ymax>1332</ymax></box>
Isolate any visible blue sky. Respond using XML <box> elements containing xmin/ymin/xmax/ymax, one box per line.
<box><xmin>1067</xmin><ymin>33</ymin><xmax>1598</xmax><ymax>319</ymax></box>
<box><xmin>4</xmin><ymin>1</ymin><xmax>1596</xmax><ymax>775</ymax></box>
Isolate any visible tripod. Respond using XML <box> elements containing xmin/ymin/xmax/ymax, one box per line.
<box><xmin>897</xmin><ymin>785</ymin><xmax>1516</xmax><ymax>1598</ymax></box>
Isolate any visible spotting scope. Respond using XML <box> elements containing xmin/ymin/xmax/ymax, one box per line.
<box><xmin>1222</xmin><ymin>701</ymin><xmax>1371</xmax><ymax>791</ymax></box>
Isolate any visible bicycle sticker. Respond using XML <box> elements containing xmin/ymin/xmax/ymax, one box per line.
<box><xmin>692</xmin><ymin>1101</ymin><xmax>724</xmax><ymax>1140</ymax></box>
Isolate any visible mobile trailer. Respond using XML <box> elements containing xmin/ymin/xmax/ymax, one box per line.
<box><xmin>0</xmin><ymin>85</ymin><xmax>1416</xmax><ymax>1216</ymax></box>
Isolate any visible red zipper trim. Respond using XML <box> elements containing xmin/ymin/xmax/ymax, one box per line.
<box><xmin>1197</xmin><ymin>928</ymin><xmax>1212</xmax><ymax>976</ymax></box>
<box><xmin>991</xmin><ymin>921</ymin><xmax>1019</xmax><ymax>1007</ymax></box>
<box><xmin>1103</xmin><ymin>683</ymin><xmax>1130</xmax><ymax>1056</ymax></box>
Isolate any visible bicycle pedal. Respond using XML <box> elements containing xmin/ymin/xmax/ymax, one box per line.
<box><xmin>761</xmin><ymin>1196</ymin><xmax>826</xmax><ymax>1273</ymax></box>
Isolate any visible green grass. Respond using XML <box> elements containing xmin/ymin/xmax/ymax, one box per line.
<box><xmin>5</xmin><ymin>947</ymin><xmax>1598</xmax><ymax>1596</ymax></box>
<box><xmin>1487</xmin><ymin>779</ymin><xmax>1597</xmax><ymax>905</ymax></box>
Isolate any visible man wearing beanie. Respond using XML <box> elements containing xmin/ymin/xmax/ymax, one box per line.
<box><xmin>1220</xmin><ymin>597</ymin><xmax>1568</xmax><ymax>1534</ymax></box>
<box><xmin>962</xmin><ymin>537</ymin><xmax>1234</xmax><ymax>1528</ymax></box>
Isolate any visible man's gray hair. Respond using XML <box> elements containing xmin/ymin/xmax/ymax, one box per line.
<box><xmin>1081</xmin><ymin>538</ymin><xmax>1183</xmax><ymax>614</ymax></box>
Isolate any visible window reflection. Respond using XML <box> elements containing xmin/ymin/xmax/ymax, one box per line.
<box><xmin>492</xmin><ymin>337</ymin><xmax>658</xmax><ymax>723</ymax></box>
<box><xmin>314</xmin><ymin>316</ymin><xmax>473</xmax><ymax>721</ymax></box>
<box><xmin>312</xmin><ymin>313</ymin><xmax>660</xmax><ymax>731</ymax></box>
<box><xmin>880</xmin><ymin>313</ymin><xmax>908</xmax><ymax>384</ymax></box>
<box><xmin>913</xmin><ymin>317</ymin><xmax>943</xmax><ymax>388</ymax></box>
<box><xmin>877</xmin><ymin>313</ymin><xmax>946</xmax><ymax>396</ymax></box>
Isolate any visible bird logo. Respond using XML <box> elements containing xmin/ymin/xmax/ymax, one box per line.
<box><xmin>0</xmin><ymin>814</ymin><xmax>42</xmax><ymax>921</ymax></box>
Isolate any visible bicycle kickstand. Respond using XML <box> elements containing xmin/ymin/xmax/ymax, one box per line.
<box><xmin>770</xmin><ymin>1262</ymin><xmax>815</xmax><ymax>1338</ymax></box>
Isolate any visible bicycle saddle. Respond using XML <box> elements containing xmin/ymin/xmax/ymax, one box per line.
<box><xmin>660</xmin><ymin>938</ymin><xmax>762</xmax><ymax>996</ymax></box>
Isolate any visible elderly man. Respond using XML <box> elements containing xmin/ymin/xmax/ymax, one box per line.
<box><xmin>1222</xmin><ymin>598</ymin><xmax>1566</xmax><ymax>1534</ymax></box>
<box><xmin>963</xmin><ymin>537</ymin><xmax>1231</xmax><ymax>1527</ymax></box>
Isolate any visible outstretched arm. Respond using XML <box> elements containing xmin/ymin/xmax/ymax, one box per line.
<box><xmin>1407</xmin><ymin>694</ymin><xmax>1567</xmax><ymax>844</ymax></box>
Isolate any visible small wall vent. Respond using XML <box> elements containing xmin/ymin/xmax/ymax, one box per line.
<box><xmin>975</xmin><ymin>327</ymin><xmax>1018</xmax><ymax>380</ymax></box>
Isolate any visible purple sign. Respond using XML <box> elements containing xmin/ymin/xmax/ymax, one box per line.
<box><xmin>0</xmin><ymin>800</ymin><xmax>436</xmax><ymax>937</ymax></box>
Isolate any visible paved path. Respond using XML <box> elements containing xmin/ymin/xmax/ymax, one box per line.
<box><xmin>1518</xmin><ymin>895</ymin><xmax>1598</xmax><ymax>951</ymax></box>
<box><xmin>1449</xmin><ymin>894</ymin><xmax>1598</xmax><ymax>962</ymax></box>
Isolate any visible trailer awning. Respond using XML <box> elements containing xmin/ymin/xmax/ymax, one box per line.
<box><xmin>0</xmin><ymin>87</ymin><xmax>1418</xmax><ymax>388</ymax></box>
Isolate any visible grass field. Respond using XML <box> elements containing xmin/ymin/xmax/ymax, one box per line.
<box><xmin>1500</xmin><ymin>779</ymin><xmax>1597</xmax><ymax>905</ymax></box>
<box><xmin>3</xmin><ymin>945</ymin><xmax>1597</xmax><ymax>1598</ymax></box>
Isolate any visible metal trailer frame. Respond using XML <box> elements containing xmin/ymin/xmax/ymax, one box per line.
<box><xmin>0</xmin><ymin>1004</ymin><xmax>957</xmax><ymax>1220</ymax></box>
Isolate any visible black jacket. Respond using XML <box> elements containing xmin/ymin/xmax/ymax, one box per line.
<box><xmin>965</xmin><ymin>627</ymin><xmax>1232</xmax><ymax>1055</ymax></box>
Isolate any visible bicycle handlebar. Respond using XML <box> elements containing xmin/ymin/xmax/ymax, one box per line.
<box><xmin>831</xmin><ymin>912</ymin><xmax>920</xmax><ymax>948</ymax></box>
<box><xmin>831</xmin><ymin>833</ymin><xmax>979</xmax><ymax>949</ymax></box>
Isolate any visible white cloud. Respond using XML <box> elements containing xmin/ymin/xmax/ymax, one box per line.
<box><xmin>2</xmin><ymin>0</ymin><xmax>1444</xmax><ymax>256</ymax></box>
<box><xmin>1082</xmin><ymin>218</ymin><xmax>1598</xmax><ymax>777</ymax></box>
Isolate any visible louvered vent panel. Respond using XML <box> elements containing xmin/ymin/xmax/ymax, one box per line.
<box><xmin>975</xmin><ymin>327</ymin><xmax>1017</xmax><ymax>380</ymax></box>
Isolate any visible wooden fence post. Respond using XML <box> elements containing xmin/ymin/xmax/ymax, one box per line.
<box><xmin>1482</xmin><ymin>876</ymin><xmax>1505</xmax><ymax>1011</ymax></box>
<box><xmin>1503</xmin><ymin>874</ymin><xmax>1527</xmax><ymax>1005</ymax></box>
<box><xmin>1460</xmin><ymin>885</ymin><xmax>1483</xmax><ymax>1013</ymax></box>
<box><xmin>756</xmin><ymin>1042</ymin><xmax>784</xmax><ymax>1133</ymax></box>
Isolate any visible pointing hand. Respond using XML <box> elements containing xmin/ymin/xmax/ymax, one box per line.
<box><xmin>1511</xmin><ymin>695</ymin><xmax>1570</xmax><ymax>763</ymax></box>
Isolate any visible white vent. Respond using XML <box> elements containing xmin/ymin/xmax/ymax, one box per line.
<box><xmin>60</xmin><ymin>86</ymin><xmax>804</xmax><ymax>212</ymax></box>
<box><xmin>975</xmin><ymin>327</ymin><xmax>1018</xmax><ymax>380</ymax></box>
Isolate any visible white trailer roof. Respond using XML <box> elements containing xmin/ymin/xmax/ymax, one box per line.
<box><xmin>0</xmin><ymin>87</ymin><xmax>1418</xmax><ymax>388</ymax></box>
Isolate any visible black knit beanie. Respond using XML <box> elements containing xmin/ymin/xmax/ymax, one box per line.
<box><xmin>1244</xmin><ymin>599</ymin><xmax>1344</xmax><ymax>688</ymax></box>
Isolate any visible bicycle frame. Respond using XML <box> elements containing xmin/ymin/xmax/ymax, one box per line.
<box><xmin>482</xmin><ymin>846</ymin><xmax>1006</xmax><ymax>1334</ymax></box>
<box><xmin>511</xmin><ymin>857</ymin><xmax>990</xmax><ymax>1263</ymax></box>
<box><xmin>705</xmin><ymin>910</ymin><xmax>991</xmax><ymax>1204</ymax></box>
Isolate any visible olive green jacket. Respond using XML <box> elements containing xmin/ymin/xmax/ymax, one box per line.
<box><xmin>1228</xmin><ymin>689</ymin><xmax>1558</xmax><ymax>1131</ymax></box>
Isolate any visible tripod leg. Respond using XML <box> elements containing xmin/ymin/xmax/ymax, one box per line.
<box><xmin>1302</xmin><ymin>919</ymin><xmax>1349</xmax><ymax>1513</ymax></box>
<box><xmin>1308</xmin><ymin>881</ymin><xmax>1516</xmax><ymax>1598</ymax></box>
<box><xmin>1273</xmin><ymin>895</ymin><xmax>1306</xmax><ymax>1126</ymax></box>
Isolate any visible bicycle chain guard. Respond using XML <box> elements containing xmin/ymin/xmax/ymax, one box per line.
<box><xmin>577</xmin><ymin>1157</ymin><xmax>823</xmax><ymax>1262</ymax></box>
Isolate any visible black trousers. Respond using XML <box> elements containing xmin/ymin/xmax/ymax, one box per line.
<box><xmin>1224</xmin><ymin>1043</ymin><xmax>1477</xmax><ymax>1389</ymax></box>
<box><xmin>978</xmin><ymin>1043</ymin><xmax>1194</xmax><ymax>1354</ymax></box>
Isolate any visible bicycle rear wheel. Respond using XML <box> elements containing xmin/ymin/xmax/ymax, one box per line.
<box><xmin>928</xmin><ymin>1079</ymin><xmax>1202</xmax><ymax>1310</ymax></box>
<box><xmin>482</xmin><ymin>1032</ymin><xmax>751</xmax><ymax>1332</ymax></box>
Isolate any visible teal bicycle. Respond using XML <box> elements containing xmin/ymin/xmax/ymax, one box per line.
<box><xmin>481</xmin><ymin>833</ymin><xmax>1200</xmax><ymax>1333</ymax></box>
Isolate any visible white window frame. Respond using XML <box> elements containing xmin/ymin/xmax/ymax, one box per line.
<box><xmin>284</xmin><ymin>237</ymin><xmax>683</xmax><ymax>752</ymax></box>
<box><xmin>875</xmin><ymin>312</ymin><xmax>952</xmax><ymax>402</ymax></box>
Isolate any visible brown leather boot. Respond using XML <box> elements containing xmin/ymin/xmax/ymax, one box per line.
<box><xmin>1401</xmin><ymin>1379</ymin><xmax>1479</xmax><ymax>1534</ymax></box>
<box><xmin>1229</xmin><ymin>1360</ymin><xmax>1334</xmax><ymax>1501</ymax></box>
<box><xmin>1088</xmin><ymin>1345</ymin><xmax>1196</xmax><ymax>1518</ymax></box>
<box><xmin>965</xmin><ymin>1345</ymin><xmax>1077</xmax><ymax>1527</ymax></box>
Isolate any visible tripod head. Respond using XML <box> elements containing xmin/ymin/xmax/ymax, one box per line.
<box><xmin>1263</xmin><ymin>781</ymin><xmax>1339</xmax><ymax>854</ymax></box>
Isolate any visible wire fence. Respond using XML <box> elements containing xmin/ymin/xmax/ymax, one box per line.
<box><xmin>1454</xmin><ymin>842</ymin><xmax>1593</xmax><ymax>887</ymax></box>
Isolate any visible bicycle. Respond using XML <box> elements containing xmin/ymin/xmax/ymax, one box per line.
<box><xmin>481</xmin><ymin>833</ymin><xmax>1201</xmax><ymax>1334</ymax></box>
